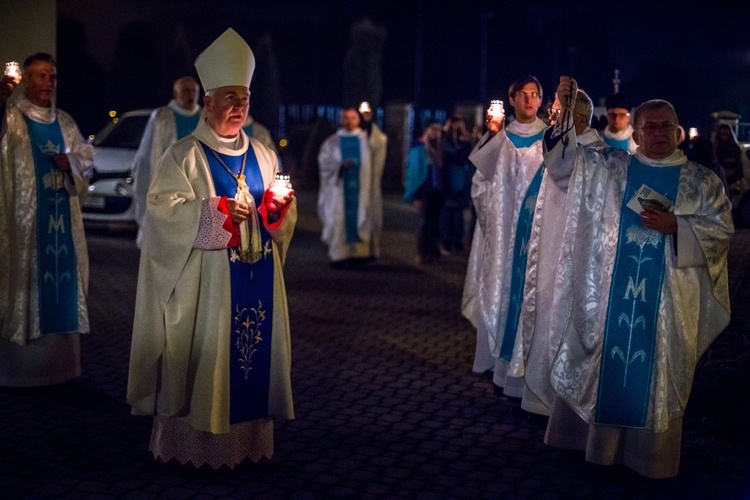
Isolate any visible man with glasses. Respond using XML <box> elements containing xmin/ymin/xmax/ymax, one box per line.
<box><xmin>462</xmin><ymin>75</ymin><xmax>547</xmax><ymax>399</ymax></box>
<box><xmin>541</xmin><ymin>76</ymin><xmax>732</xmax><ymax>478</ymax></box>
<box><xmin>602</xmin><ymin>92</ymin><xmax>637</xmax><ymax>153</ymax></box>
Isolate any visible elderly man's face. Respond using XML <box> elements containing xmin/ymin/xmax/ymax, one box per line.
<box><xmin>23</xmin><ymin>60</ymin><xmax>57</xmax><ymax>107</ymax></box>
<box><xmin>607</xmin><ymin>107</ymin><xmax>631</xmax><ymax>133</ymax></box>
<box><xmin>204</xmin><ymin>86</ymin><xmax>249</xmax><ymax>137</ymax></box>
<box><xmin>340</xmin><ymin>109</ymin><xmax>360</xmax><ymax>131</ymax></box>
<box><xmin>509</xmin><ymin>82</ymin><xmax>542</xmax><ymax>124</ymax></box>
<box><xmin>174</xmin><ymin>77</ymin><xmax>200</xmax><ymax>110</ymax></box>
<box><xmin>633</xmin><ymin>108</ymin><xmax>680</xmax><ymax>160</ymax></box>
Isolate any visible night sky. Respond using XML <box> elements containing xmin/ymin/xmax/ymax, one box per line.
<box><xmin>56</xmin><ymin>0</ymin><xmax>750</xmax><ymax>137</ymax></box>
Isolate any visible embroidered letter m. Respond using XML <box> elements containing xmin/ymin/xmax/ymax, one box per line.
<box><xmin>49</xmin><ymin>214</ymin><xmax>66</xmax><ymax>234</ymax></box>
<box><xmin>624</xmin><ymin>276</ymin><xmax>647</xmax><ymax>302</ymax></box>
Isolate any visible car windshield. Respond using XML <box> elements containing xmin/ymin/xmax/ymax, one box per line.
<box><xmin>93</xmin><ymin>115</ymin><xmax>149</xmax><ymax>149</ymax></box>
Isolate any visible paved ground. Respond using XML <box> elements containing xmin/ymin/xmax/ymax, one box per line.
<box><xmin>1</xmin><ymin>187</ymin><xmax>749</xmax><ymax>499</ymax></box>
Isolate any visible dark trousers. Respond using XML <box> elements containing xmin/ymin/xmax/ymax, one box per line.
<box><xmin>418</xmin><ymin>190</ymin><xmax>445</xmax><ymax>260</ymax></box>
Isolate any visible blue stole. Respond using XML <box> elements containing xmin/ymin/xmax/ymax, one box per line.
<box><xmin>499</xmin><ymin>163</ymin><xmax>544</xmax><ymax>361</ymax></box>
<box><xmin>603</xmin><ymin>135</ymin><xmax>630</xmax><ymax>151</ymax></box>
<box><xmin>201</xmin><ymin>142</ymin><xmax>275</xmax><ymax>424</ymax></box>
<box><xmin>595</xmin><ymin>157</ymin><xmax>682</xmax><ymax>427</ymax></box>
<box><xmin>507</xmin><ymin>130</ymin><xmax>545</xmax><ymax>149</ymax></box>
<box><xmin>242</xmin><ymin>122</ymin><xmax>254</xmax><ymax>138</ymax></box>
<box><xmin>172</xmin><ymin>111</ymin><xmax>200</xmax><ymax>140</ymax></box>
<box><xmin>24</xmin><ymin>116</ymin><xmax>78</xmax><ymax>335</ymax></box>
<box><xmin>339</xmin><ymin>135</ymin><xmax>361</xmax><ymax>243</ymax></box>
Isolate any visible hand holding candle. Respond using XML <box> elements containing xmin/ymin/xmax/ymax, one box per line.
<box><xmin>5</xmin><ymin>61</ymin><xmax>21</xmax><ymax>83</ymax></box>
<box><xmin>266</xmin><ymin>173</ymin><xmax>294</xmax><ymax>212</ymax></box>
<box><xmin>485</xmin><ymin>99</ymin><xmax>505</xmax><ymax>135</ymax></box>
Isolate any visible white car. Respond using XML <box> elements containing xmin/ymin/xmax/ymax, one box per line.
<box><xmin>82</xmin><ymin>109</ymin><xmax>153</xmax><ymax>224</ymax></box>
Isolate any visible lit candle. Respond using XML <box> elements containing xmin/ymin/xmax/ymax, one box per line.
<box><xmin>4</xmin><ymin>61</ymin><xmax>20</xmax><ymax>83</ymax></box>
<box><xmin>270</xmin><ymin>172</ymin><xmax>292</xmax><ymax>199</ymax></box>
<box><xmin>359</xmin><ymin>101</ymin><xmax>371</xmax><ymax>114</ymax></box>
<box><xmin>688</xmin><ymin>127</ymin><xmax>698</xmax><ymax>140</ymax></box>
<box><xmin>488</xmin><ymin>100</ymin><xmax>504</xmax><ymax>120</ymax></box>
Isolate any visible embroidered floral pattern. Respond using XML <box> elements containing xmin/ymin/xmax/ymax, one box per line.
<box><xmin>610</xmin><ymin>225</ymin><xmax>663</xmax><ymax>386</ymax></box>
<box><xmin>234</xmin><ymin>301</ymin><xmax>265</xmax><ymax>381</ymax></box>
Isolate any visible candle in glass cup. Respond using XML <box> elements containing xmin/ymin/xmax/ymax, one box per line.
<box><xmin>270</xmin><ymin>172</ymin><xmax>292</xmax><ymax>199</ymax></box>
<box><xmin>4</xmin><ymin>61</ymin><xmax>21</xmax><ymax>83</ymax></box>
<box><xmin>488</xmin><ymin>99</ymin><xmax>504</xmax><ymax>120</ymax></box>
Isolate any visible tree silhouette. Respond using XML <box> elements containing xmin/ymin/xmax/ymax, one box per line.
<box><xmin>342</xmin><ymin>17</ymin><xmax>386</xmax><ymax>109</ymax></box>
<box><xmin>251</xmin><ymin>34</ymin><xmax>282</xmax><ymax>141</ymax></box>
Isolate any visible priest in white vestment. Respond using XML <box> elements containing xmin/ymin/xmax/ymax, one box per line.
<box><xmin>542</xmin><ymin>76</ymin><xmax>732</xmax><ymax>478</ymax></box>
<box><xmin>511</xmin><ymin>90</ymin><xmax>606</xmax><ymax>415</ymax></box>
<box><xmin>317</xmin><ymin>107</ymin><xmax>375</xmax><ymax>267</ymax></box>
<box><xmin>133</xmin><ymin>76</ymin><xmax>201</xmax><ymax>247</ymax></box>
<box><xmin>360</xmin><ymin>103</ymin><xmax>388</xmax><ymax>260</ymax></box>
<box><xmin>127</xmin><ymin>28</ymin><xmax>296</xmax><ymax>469</ymax></box>
<box><xmin>461</xmin><ymin>76</ymin><xmax>546</xmax><ymax>396</ymax></box>
<box><xmin>0</xmin><ymin>53</ymin><xmax>93</xmax><ymax>387</ymax></box>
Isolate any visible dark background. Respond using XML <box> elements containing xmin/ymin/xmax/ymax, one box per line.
<box><xmin>56</xmin><ymin>0</ymin><xmax>750</xmax><ymax>140</ymax></box>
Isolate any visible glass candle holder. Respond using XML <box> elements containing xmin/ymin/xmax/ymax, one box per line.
<box><xmin>270</xmin><ymin>172</ymin><xmax>292</xmax><ymax>199</ymax></box>
<box><xmin>4</xmin><ymin>61</ymin><xmax>20</xmax><ymax>83</ymax></box>
<box><xmin>488</xmin><ymin>100</ymin><xmax>504</xmax><ymax>120</ymax></box>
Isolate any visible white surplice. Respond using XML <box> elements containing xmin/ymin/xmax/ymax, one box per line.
<box><xmin>461</xmin><ymin>118</ymin><xmax>546</xmax><ymax>395</ymax></box>
<box><xmin>511</xmin><ymin>127</ymin><xmax>606</xmax><ymax>415</ymax></box>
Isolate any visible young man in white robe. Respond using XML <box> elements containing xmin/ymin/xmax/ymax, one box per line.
<box><xmin>317</xmin><ymin>107</ymin><xmax>375</xmax><ymax>267</ymax></box>
<box><xmin>601</xmin><ymin>92</ymin><xmax>637</xmax><ymax>154</ymax></box>
<box><xmin>0</xmin><ymin>53</ymin><xmax>93</xmax><ymax>388</ymax></box>
<box><xmin>132</xmin><ymin>76</ymin><xmax>201</xmax><ymax>247</ymax></box>
<box><xmin>461</xmin><ymin>75</ymin><xmax>546</xmax><ymax>397</ymax></box>
<box><xmin>127</xmin><ymin>28</ymin><xmax>296</xmax><ymax>469</ymax></box>
<box><xmin>542</xmin><ymin>76</ymin><xmax>732</xmax><ymax>478</ymax></box>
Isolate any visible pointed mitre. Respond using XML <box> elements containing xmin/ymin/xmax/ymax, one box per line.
<box><xmin>194</xmin><ymin>28</ymin><xmax>255</xmax><ymax>91</ymax></box>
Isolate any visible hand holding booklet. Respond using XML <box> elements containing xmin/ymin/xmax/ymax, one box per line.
<box><xmin>626</xmin><ymin>184</ymin><xmax>673</xmax><ymax>214</ymax></box>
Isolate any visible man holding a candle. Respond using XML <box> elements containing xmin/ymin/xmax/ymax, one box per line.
<box><xmin>127</xmin><ymin>28</ymin><xmax>296</xmax><ymax>469</ymax></box>
<box><xmin>0</xmin><ymin>53</ymin><xmax>93</xmax><ymax>387</ymax></box>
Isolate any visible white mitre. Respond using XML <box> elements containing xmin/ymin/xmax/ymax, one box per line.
<box><xmin>195</xmin><ymin>28</ymin><xmax>255</xmax><ymax>90</ymax></box>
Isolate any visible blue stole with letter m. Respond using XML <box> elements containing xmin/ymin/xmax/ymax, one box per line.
<box><xmin>339</xmin><ymin>135</ymin><xmax>361</xmax><ymax>243</ymax></box>
<box><xmin>24</xmin><ymin>116</ymin><xmax>78</xmax><ymax>335</ymax></box>
<box><xmin>201</xmin><ymin>143</ymin><xmax>275</xmax><ymax>423</ymax></box>
<box><xmin>499</xmin><ymin>163</ymin><xmax>544</xmax><ymax>361</ymax></box>
<box><xmin>596</xmin><ymin>157</ymin><xmax>682</xmax><ymax>427</ymax></box>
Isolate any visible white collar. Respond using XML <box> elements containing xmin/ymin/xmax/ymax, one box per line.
<box><xmin>193</xmin><ymin>115</ymin><xmax>249</xmax><ymax>156</ymax></box>
<box><xmin>634</xmin><ymin>149</ymin><xmax>687</xmax><ymax>167</ymax></box>
<box><xmin>603</xmin><ymin>124</ymin><xmax>633</xmax><ymax>141</ymax></box>
<box><xmin>168</xmin><ymin>99</ymin><xmax>200</xmax><ymax>116</ymax></box>
<box><xmin>15</xmin><ymin>95</ymin><xmax>56</xmax><ymax>124</ymax></box>
<box><xmin>506</xmin><ymin>117</ymin><xmax>546</xmax><ymax>137</ymax></box>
